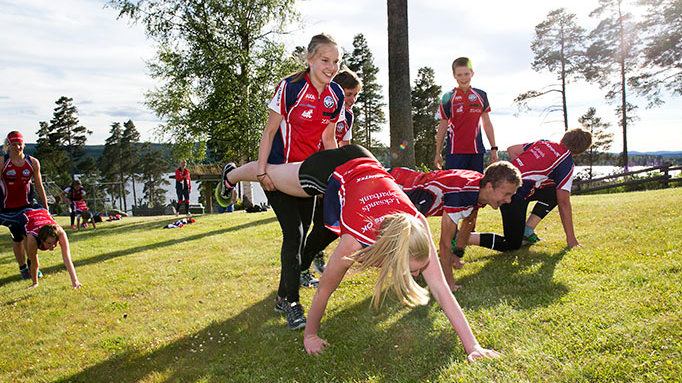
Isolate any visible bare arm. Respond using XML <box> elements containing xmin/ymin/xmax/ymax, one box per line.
<box><xmin>321</xmin><ymin>121</ymin><xmax>338</xmax><ymax>151</ymax></box>
<box><xmin>419</xmin><ymin>215</ymin><xmax>501</xmax><ymax>362</ymax></box>
<box><xmin>304</xmin><ymin>234</ymin><xmax>360</xmax><ymax>355</ymax></box>
<box><xmin>257</xmin><ymin>110</ymin><xmax>284</xmax><ymax>191</ymax></box>
<box><xmin>439</xmin><ymin>213</ymin><xmax>460</xmax><ymax>291</ymax></box>
<box><xmin>556</xmin><ymin>189</ymin><xmax>579</xmax><ymax>248</ymax></box>
<box><xmin>506</xmin><ymin>144</ymin><xmax>525</xmax><ymax>161</ymax></box>
<box><xmin>32</xmin><ymin>158</ymin><xmax>49</xmax><ymax>211</ymax></box>
<box><xmin>434</xmin><ymin>119</ymin><xmax>448</xmax><ymax>169</ymax></box>
<box><xmin>481</xmin><ymin>112</ymin><xmax>497</xmax><ymax>163</ymax></box>
<box><xmin>24</xmin><ymin>236</ymin><xmax>40</xmax><ymax>287</ymax></box>
<box><xmin>452</xmin><ymin>209</ymin><xmax>478</xmax><ymax>268</ymax></box>
<box><xmin>58</xmin><ymin>231</ymin><xmax>81</xmax><ymax>288</ymax></box>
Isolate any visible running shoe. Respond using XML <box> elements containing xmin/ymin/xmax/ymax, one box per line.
<box><xmin>219</xmin><ymin>162</ymin><xmax>237</xmax><ymax>201</ymax></box>
<box><xmin>312</xmin><ymin>252</ymin><xmax>326</xmax><ymax>274</ymax></box>
<box><xmin>522</xmin><ymin>233</ymin><xmax>542</xmax><ymax>246</ymax></box>
<box><xmin>299</xmin><ymin>270</ymin><xmax>319</xmax><ymax>288</ymax></box>
<box><xmin>274</xmin><ymin>296</ymin><xmax>288</xmax><ymax>314</ymax></box>
<box><xmin>285</xmin><ymin>302</ymin><xmax>307</xmax><ymax>330</ymax></box>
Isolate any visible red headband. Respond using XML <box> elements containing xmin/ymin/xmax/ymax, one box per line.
<box><xmin>6</xmin><ymin>132</ymin><xmax>24</xmax><ymax>145</ymax></box>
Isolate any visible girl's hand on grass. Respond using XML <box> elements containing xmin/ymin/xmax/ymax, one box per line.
<box><xmin>566</xmin><ymin>237</ymin><xmax>580</xmax><ymax>248</ymax></box>
<box><xmin>304</xmin><ymin>334</ymin><xmax>329</xmax><ymax>355</ymax></box>
<box><xmin>29</xmin><ymin>283</ymin><xmax>39</xmax><ymax>289</ymax></box>
<box><xmin>467</xmin><ymin>344</ymin><xmax>501</xmax><ymax>363</ymax></box>
<box><xmin>72</xmin><ymin>281</ymin><xmax>82</xmax><ymax>289</ymax></box>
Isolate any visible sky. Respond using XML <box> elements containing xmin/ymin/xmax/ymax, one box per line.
<box><xmin>1</xmin><ymin>0</ymin><xmax>680</xmax><ymax>153</ymax></box>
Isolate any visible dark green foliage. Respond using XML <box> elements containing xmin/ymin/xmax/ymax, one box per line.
<box><xmin>411</xmin><ymin>67</ymin><xmax>441</xmax><ymax>170</ymax></box>
<box><xmin>345</xmin><ymin>33</ymin><xmax>386</xmax><ymax>150</ymax></box>
<box><xmin>107</xmin><ymin>0</ymin><xmax>300</xmax><ymax>164</ymax></box>
<box><xmin>34</xmin><ymin>96</ymin><xmax>92</xmax><ymax>184</ymax></box>
<box><xmin>575</xmin><ymin>107</ymin><xmax>614</xmax><ymax>178</ymax></box>
<box><xmin>139</xmin><ymin>148</ymin><xmax>171</xmax><ymax>207</ymax></box>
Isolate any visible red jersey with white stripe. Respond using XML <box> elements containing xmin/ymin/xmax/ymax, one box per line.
<box><xmin>389</xmin><ymin>167</ymin><xmax>485</xmax><ymax>222</ymax></box>
<box><xmin>323</xmin><ymin>157</ymin><xmax>418</xmax><ymax>247</ymax></box>
<box><xmin>73</xmin><ymin>200</ymin><xmax>88</xmax><ymax>212</ymax></box>
<box><xmin>267</xmin><ymin>74</ymin><xmax>345</xmax><ymax>163</ymax></box>
<box><xmin>335</xmin><ymin>109</ymin><xmax>353</xmax><ymax>144</ymax></box>
<box><xmin>174</xmin><ymin>168</ymin><xmax>191</xmax><ymax>189</ymax></box>
<box><xmin>435</xmin><ymin>87</ymin><xmax>490</xmax><ymax>154</ymax></box>
<box><xmin>1</xmin><ymin>155</ymin><xmax>34</xmax><ymax>209</ymax></box>
<box><xmin>512</xmin><ymin>140</ymin><xmax>575</xmax><ymax>200</ymax></box>
<box><xmin>23</xmin><ymin>208</ymin><xmax>57</xmax><ymax>237</ymax></box>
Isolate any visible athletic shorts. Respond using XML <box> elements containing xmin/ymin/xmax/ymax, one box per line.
<box><xmin>298</xmin><ymin>144</ymin><xmax>375</xmax><ymax>196</ymax></box>
<box><xmin>0</xmin><ymin>208</ymin><xmax>29</xmax><ymax>242</ymax></box>
<box><xmin>445</xmin><ymin>153</ymin><xmax>484</xmax><ymax>173</ymax></box>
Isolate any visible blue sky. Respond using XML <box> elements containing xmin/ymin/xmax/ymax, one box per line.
<box><xmin>1</xmin><ymin>0</ymin><xmax>680</xmax><ymax>152</ymax></box>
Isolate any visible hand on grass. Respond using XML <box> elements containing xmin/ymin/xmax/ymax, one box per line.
<box><xmin>452</xmin><ymin>257</ymin><xmax>466</xmax><ymax>270</ymax></box>
<box><xmin>304</xmin><ymin>334</ymin><xmax>330</xmax><ymax>355</ymax></box>
<box><xmin>72</xmin><ymin>281</ymin><xmax>82</xmax><ymax>289</ymax></box>
<box><xmin>566</xmin><ymin>237</ymin><xmax>580</xmax><ymax>248</ymax></box>
<box><xmin>29</xmin><ymin>283</ymin><xmax>39</xmax><ymax>289</ymax></box>
<box><xmin>467</xmin><ymin>344</ymin><xmax>501</xmax><ymax>363</ymax></box>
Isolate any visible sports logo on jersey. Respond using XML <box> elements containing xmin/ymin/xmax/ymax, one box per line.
<box><xmin>322</xmin><ymin>118</ymin><xmax>330</xmax><ymax>125</ymax></box>
<box><xmin>301</xmin><ymin>109</ymin><xmax>313</xmax><ymax>119</ymax></box>
<box><xmin>456</xmin><ymin>105</ymin><xmax>464</xmax><ymax>113</ymax></box>
<box><xmin>454</xmin><ymin>95</ymin><xmax>463</xmax><ymax>100</ymax></box>
<box><xmin>337</xmin><ymin>122</ymin><xmax>346</xmax><ymax>132</ymax></box>
<box><xmin>468</xmin><ymin>94</ymin><xmax>477</xmax><ymax>102</ymax></box>
<box><xmin>305</xmin><ymin>94</ymin><xmax>316</xmax><ymax>101</ymax></box>
<box><xmin>6</xmin><ymin>169</ymin><xmax>16</xmax><ymax>176</ymax></box>
<box><xmin>22</xmin><ymin>169</ymin><xmax>31</xmax><ymax>177</ymax></box>
<box><xmin>323</xmin><ymin>96</ymin><xmax>334</xmax><ymax>109</ymax></box>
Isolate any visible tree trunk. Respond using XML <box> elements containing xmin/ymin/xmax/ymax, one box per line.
<box><xmin>387</xmin><ymin>0</ymin><xmax>415</xmax><ymax>168</ymax></box>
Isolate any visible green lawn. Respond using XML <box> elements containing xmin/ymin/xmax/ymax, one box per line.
<box><xmin>1</xmin><ymin>188</ymin><xmax>681</xmax><ymax>383</ymax></box>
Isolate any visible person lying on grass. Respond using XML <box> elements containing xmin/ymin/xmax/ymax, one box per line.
<box><xmin>389</xmin><ymin>163</ymin><xmax>521</xmax><ymax>292</ymax></box>
<box><xmin>220</xmin><ymin>144</ymin><xmax>500</xmax><ymax>362</ymax></box>
<box><xmin>0</xmin><ymin>207</ymin><xmax>82</xmax><ymax>288</ymax></box>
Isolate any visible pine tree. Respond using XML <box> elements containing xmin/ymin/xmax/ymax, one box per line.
<box><xmin>35</xmin><ymin>121</ymin><xmax>70</xmax><ymax>185</ymax></box>
<box><xmin>346</xmin><ymin>34</ymin><xmax>386</xmax><ymax>150</ymax></box>
<box><xmin>122</xmin><ymin>120</ymin><xmax>142</xmax><ymax>209</ymax></box>
<box><xmin>139</xmin><ymin>148</ymin><xmax>170</xmax><ymax>207</ymax></box>
<box><xmin>514</xmin><ymin>8</ymin><xmax>586</xmax><ymax>130</ymax></box>
<box><xmin>411</xmin><ymin>67</ymin><xmax>441</xmax><ymax>169</ymax></box>
<box><xmin>386</xmin><ymin>0</ymin><xmax>415</xmax><ymax>167</ymax></box>
<box><xmin>576</xmin><ymin>107</ymin><xmax>614</xmax><ymax>178</ymax></box>
<box><xmin>100</xmin><ymin>123</ymin><xmax>125</xmax><ymax>209</ymax></box>
<box><xmin>584</xmin><ymin>0</ymin><xmax>642</xmax><ymax>168</ymax></box>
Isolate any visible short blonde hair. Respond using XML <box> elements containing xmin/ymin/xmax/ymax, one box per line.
<box><xmin>352</xmin><ymin>213</ymin><xmax>430</xmax><ymax>309</ymax></box>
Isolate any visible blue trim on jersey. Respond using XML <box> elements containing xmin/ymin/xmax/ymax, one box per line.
<box><xmin>322</xmin><ymin>177</ymin><xmax>342</xmax><ymax>233</ymax></box>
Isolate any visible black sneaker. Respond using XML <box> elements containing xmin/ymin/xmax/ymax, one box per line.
<box><xmin>299</xmin><ymin>270</ymin><xmax>319</xmax><ymax>288</ymax></box>
<box><xmin>219</xmin><ymin>162</ymin><xmax>237</xmax><ymax>202</ymax></box>
<box><xmin>274</xmin><ymin>296</ymin><xmax>288</xmax><ymax>314</ymax></box>
<box><xmin>312</xmin><ymin>252</ymin><xmax>326</xmax><ymax>274</ymax></box>
<box><xmin>20</xmin><ymin>267</ymin><xmax>30</xmax><ymax>280</ymax></box>
<box><xmin>285</xmin><ymin>301</ymin><xmax>306</xmax><ymax>330</ymax></box>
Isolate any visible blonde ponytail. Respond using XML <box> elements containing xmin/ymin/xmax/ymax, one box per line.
<box><xmin>351</xmin><ymin>213</ymin><xmax>430</xmax><ymax>309</ymax></box>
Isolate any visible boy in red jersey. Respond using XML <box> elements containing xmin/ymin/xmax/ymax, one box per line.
<box><xmin>434</xmin><ymin>57</ymin><xmax>498</xmax><ymax>173</ymax></box>
<box><xmin>174</xmin><ymin>160</ymin><xmax>191</xmax><ymax>215</ymax></box>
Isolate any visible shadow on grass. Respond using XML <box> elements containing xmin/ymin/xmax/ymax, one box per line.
<box><xmin>454</xmin><ymin>248</ymin><xmax>569</xmax><ymax>310</ymax></box>
<box><xmin>0</xmin><ymin>216</ymin><xmax>277</xmax><ymax>288</ymax></box>
<box><xmin>55</xmin><ymin>292</ymin><xmax>460</xmax><ymax>383</ymax></box>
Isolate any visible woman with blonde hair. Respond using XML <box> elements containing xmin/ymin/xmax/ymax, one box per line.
<box><xmin>219</xmin><ymin>33</ymin><xmax>345</xmax><ymax>330</ymax></box>
<box><xmin>221</xmin><ymin>144</ymin><xmax>500</xmax><ymax>362</ymax></box>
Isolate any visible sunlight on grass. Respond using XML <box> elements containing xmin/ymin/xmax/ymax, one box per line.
<box><xmin>1</xmin><ymin>188</ymin><xmax>681</xmax><ymax>382</ymax></box>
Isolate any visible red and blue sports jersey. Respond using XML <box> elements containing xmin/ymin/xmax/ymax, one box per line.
<box><xmin>63</xmin><ymin>186</ymin><xmax>86</xmax><ymax>201</ymax></box>
<box><xmin>1</xmin><ymin>155</ymin><xmax>34</xmax><ymax>209</ymax></box>
<box><xmin>323</xmin><ymin>157</ymin><xmax>419</xmax><ymax>247</ymax></box>
<box><xmin>23</xmin><ymin>208</ymin><xmax>57</xmax><ymax>237</ymax></box>
<box><xmin>335</xmin><ymin>109</ymin><xmax>354</xmax><ymax>144</ymax></box>
<box><xmin>73</xmin><ymin>200</ymin><xmax>88</xmax><ymax>213</ymax></box>
<box><xmin>389</xmin><ymin>167</ymin><xmax>484</xmax><ymax>223</ymax></box>
<box><xmin>512</xmin><ymin>140</ymin><xmax>575</xmax><ymax>200</ymax></box>
<box><xmin>267</xmin><ymin>73</ymin><xmax>345</xmax><ymax>163</ymax></box>
<box><xmin>174</xmin><ymin>168</ymin><xmax>191</xmax><ymax>189</ymax></box>
<box><xmin>435</xmin><ymin>87</ymin><xmax>491</xmax><ymax>154</ymax></box>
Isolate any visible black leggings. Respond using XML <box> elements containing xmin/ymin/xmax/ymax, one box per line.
<box><xmin>301</xmin><ymin>197</ymin><xmax>338</xmax><ymax>270</ymax></box>
<box><xmin>298</xmin><ymin>144</ymin><xmax>375</xmax><ymax>195</ymax></box>
<box><xmin>266</xmin><ymin>190</ymin><xmax>315</xmax><ymax>303</ymax></box>
<box><xmin>479</xmin><ymin>187</ymin><xmax>557</xmax><ymax>251</ymax></box>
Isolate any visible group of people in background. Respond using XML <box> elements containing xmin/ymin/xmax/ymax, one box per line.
<box><xmin>2</xmin><ymin>31</ymin><xmax>593</xmax><ymax>363</ymax></box>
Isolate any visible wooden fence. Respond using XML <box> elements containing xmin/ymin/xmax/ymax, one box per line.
<box><xmin>572</xmin><ymin>163</ymin><xmax>682</xmax><ymax>195</ymax></box>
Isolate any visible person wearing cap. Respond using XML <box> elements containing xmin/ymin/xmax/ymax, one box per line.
<box><xmin>2</xmin><ymin>131</ymin><xmax>49</xmax><ymax>279</ymax></box>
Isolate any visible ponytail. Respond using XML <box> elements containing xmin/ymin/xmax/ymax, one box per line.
<box><xmin>286</xmin><ymin>33</ymin><xmax>340</xmax><ymax>83</ymax></box>
<box><xmin>351</xmin><ymin>213</ymin><xmax>430</xmax><ymax>309</ymax></box>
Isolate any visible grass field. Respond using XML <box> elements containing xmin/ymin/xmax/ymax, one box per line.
<box><xmin>1</xmin><ymin>188</ymin><xmax>681</xmax><ymax>383</ymax></box>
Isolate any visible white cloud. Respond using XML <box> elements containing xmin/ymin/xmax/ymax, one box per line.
<box><xmin>1</xmin><ymin>0</ymin><xmax>679</xmax><ymax>152</ymax></box>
